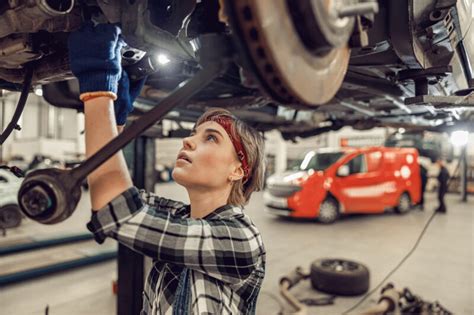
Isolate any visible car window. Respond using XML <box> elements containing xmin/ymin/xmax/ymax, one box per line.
<box><xmin>345</xmin><ymin>154</ymin><xmax>367</xmax><ymax>175</ymax></box>
<box><xmin>0</xmin><ymin>176</ymin><xmax>8</xmax><ymax>183</ymax></box>
<box><xmin>367</xmin><ymin>151</ymin><xmax>382</xmax><ymax>172</ymax></box>
<box><xmin>293</xmin><ymin>151</ymin><xmax>344</xmax><ymax>171</ymax></box>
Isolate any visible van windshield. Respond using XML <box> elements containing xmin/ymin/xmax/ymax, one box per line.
<box><xmin>291</xmin><ymin>152</ymin><xmax>344</xmax><ymax>171</ymax></box>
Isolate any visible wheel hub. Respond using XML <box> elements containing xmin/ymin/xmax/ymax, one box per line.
<box><xmin>320</xmin><ymin>201</ymin><xmax>336</xmax><ymax>219</ymax></box>
<box><xmin>322</xmin><ymin>259</ymin><xmax>359</xmax><ymax>272</ymax></box>
<box><xmin>226</xmin><ymin>0</ymin><xmax>353</xmax><ymax>106</ymax></box>
<box><xmin>288</xmin><ymin>0</ymin><xmax>354</xmax><ymax>56</ymax></box>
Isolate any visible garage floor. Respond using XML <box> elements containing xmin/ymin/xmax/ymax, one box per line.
<box><xmin>0</xmin><ymin>183</ymin><xmax>472</xmax><ymax>315</ymax></box>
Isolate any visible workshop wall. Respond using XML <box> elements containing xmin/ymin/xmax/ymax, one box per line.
<box><xmin>1</xmin><ymin>92</ymin><xmax>83</xmax><ymax>162</ymax></box>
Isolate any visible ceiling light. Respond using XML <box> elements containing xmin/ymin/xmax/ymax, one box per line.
<box><xmin>450</xmin><ymin>130</ymin><xmax>469</xmax><ymax>147</ymax></box>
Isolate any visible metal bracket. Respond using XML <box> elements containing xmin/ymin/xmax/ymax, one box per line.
<box><xmin>397</xmin><ymin>65</ymin><xmax>452</xmax><ymax>96</ymax></box>
<box><xmin>404</xmin><ymin>93</ymin><xmax>474</xmax><ymax>108</ymax></box>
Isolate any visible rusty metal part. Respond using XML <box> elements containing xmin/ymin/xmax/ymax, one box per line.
<box><xmin>358</xmin><ymin>283</ymin><xmax>455</xmax><ymax>315</ymax></box>
<box><xmin>0</xmin><ymin>0</ymin><xmax>79</xmax><ymax>38</ymax></box>
<box><xmin>0</xmin><ymin>52</ymin><xmax>72</xmax><ymax>84</ymax></box>
<box><xmin>405</xmin><ymin>93</ymin><xmax>474</xmax><ymax>108</ymax></box>
<box><xmin>226</xmin><ymin>0</ymin><xmax>352</xmax><ymax>106</ymax></box>
<box><xmin>120</xmin><ymin>0</ymin><xmax>195</xmax><ymax>61</ymax></box>
<box><xmin>360</xmin><ymin>285</ymin><xmax>400</xmax><ymax>315</ymax></box>
<box><xmin>0</xmin><ymin>34</ymin><xmax>42</xmax><ymax>69</ymax></box>
<box><xmin>360</xmin><ymin>299</ymin><xmax>397</xmax><ymax>315</ymax></box>
<box><xmin>278</xmin><ymin>267</ymin><xmax>310</xmax><ymax>315</ymax></box>
<box><xmin>280</xmin><ymin>280</ymin><xmax>307</xmax><ymax>315</ymax></box>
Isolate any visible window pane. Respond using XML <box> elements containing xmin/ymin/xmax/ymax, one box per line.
<box><xmin>347</xmin><ymin>154</ymin><xmax>367</xmax><ymax>174</ymax></box>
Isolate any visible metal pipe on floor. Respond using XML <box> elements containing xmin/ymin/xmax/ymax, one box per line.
<box><xmin>0</xmin><ymin>233</ymin><xmax>93</xmax><ymax>256</ymax></box>
<box><xmin>0</xmin><ymin>250</ymin><xmax>117</xmax><ymax>286</ymax></box>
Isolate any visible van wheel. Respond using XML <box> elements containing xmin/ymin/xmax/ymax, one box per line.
<box><xmin>0</xmin><ymin>204</ymin><xmax>22</xmax><ymax>228</ymax></box>
<box><xmin>396</xmin><ymin>192</ymin><xmax>411</xmax><ymax>214</ymax></box>
<box><xmin>318</xmin><ymin>198</ymin><xmax>339</xmax><ymax>224</ymax></box>
<box><xmin>310</xmin><ymin>258</ymin><xmax>370</xmax><ymax>296</ymax></box>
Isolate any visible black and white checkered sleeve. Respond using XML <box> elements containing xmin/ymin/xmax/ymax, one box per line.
<box><xmin>86</xmin><ymin>186</ymin><xmax>263</xmax><ymax>284</ymax></box>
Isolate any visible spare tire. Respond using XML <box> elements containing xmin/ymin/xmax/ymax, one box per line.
<box><xmin>310</xmin><ymin>258</ymin><xmax>369</xmax><ymax>296</ymax></box>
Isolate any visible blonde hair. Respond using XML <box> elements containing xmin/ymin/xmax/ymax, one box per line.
<box><xmin>195</xmin><ymin>108</ymin><xmax>266</xmax><ymax>206</ymax></box>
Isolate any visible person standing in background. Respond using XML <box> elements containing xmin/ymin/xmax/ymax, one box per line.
<box><xmin>435</xmin><ymin>159</ymin><xmax>449</xmax><ymax>213</ymax></box>
<box><xmin>419</xmin><ymin>162</ymin><xmax>428</xmax><ymax>210</ymax></box>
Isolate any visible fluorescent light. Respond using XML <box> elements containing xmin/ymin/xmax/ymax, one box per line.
<box><xmin>156</xmin><ymin>54</ymin><xmax>170</xmax><ymax>65</ymax></box>
<box><xmin>450</xmin><ymin>130</ymin><xmax>469</xmax><ymax>147</ymax></box>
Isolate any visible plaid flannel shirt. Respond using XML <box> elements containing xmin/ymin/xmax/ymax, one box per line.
<box><xmin>86</xmin><ymin>187</ymin><xmax>266</xmax><ymax>314</ymax></box>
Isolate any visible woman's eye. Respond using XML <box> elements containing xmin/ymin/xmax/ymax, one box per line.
<box><xmin>206</xmin><ymin>134</ymin><xmax>217</xmax><ymax>142</ymax></box>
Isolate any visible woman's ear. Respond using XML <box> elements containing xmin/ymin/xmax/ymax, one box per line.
<box><xmin>229</xmin><ymin>163</ymin><xmax>244</xmax><ymax>182</ymax></box>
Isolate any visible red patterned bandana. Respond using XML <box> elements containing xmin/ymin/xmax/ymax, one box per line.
<box><xmin>206</xmin><ymin>115</ymin><xmax>251</xmax><ymax>184</ymax></box>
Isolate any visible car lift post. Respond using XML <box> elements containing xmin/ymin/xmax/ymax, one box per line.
<box><xmin>118</xmin><ymin>136</ymin><xmax>156</xmax><ymax>315</ymax></box>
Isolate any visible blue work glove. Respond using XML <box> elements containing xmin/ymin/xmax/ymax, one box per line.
<box><xmin>114</xmin><ymin>71</ymin><xmax>147</xmax><ymax>125</ymax></box>
<box><xmin>68</xmin><ymin>22</ymin><xmax>123</xmax><ymax>95</ymax></box>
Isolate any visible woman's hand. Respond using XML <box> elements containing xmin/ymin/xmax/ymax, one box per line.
<box><xmin>68</xmin><ymin>22</ymin><xmax>123</xmax><ymax>95</ymax></box>
<box><xmin>115</xmin><ymin>71</ymin><xmax>147</xmax><ymax>126</ymax></box>
<box><xmin>68</xmin><ymin>22</ymin><xmax>133</xmax><ymax>210</ymax></box>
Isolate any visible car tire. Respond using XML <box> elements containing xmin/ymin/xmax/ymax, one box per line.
<box><xmin>317</xmin><ymin>197</ymin><xmax>339</xmax><ymax>224</ymax></box>
<box><xmin>396</xmin><ymin>192</ymin><xmax>411</xmax><ymax>214</ymax></box>
<box><xmin>0</xmin><ymin>204</ymin><xmax>22</xmax><ymax>229</ymax></box>
<box><xmin>310</xmin><ymin>258</ymin><xmax>370</xmax><ymax>296</ymax></box>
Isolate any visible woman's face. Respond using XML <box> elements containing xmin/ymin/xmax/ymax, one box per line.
<box><xmin>172</xmin><ymin>121</ymin><xmax>242</xmax><ymax>190</ymax></box>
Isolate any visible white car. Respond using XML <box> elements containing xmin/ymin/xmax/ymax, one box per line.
<box><xmin>0</xmin><ymin>169</ymin><xmax>23</xmax><ymax>228</ymax></box>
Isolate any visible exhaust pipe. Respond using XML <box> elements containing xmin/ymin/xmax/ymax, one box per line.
<box><xmin>0</xmin><ymin>0</ymin><xmax>77</xmax><ymax>38</ymax></box>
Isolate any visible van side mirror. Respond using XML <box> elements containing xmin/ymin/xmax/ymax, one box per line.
<box><xmin>337</xmin><ymin>165</ymin><xmax>350</xmax><ymax>177</ymax></box>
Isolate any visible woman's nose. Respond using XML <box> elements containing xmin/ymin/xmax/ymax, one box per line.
<box><xmin>183</xmin><ymin>136</ymin><xmax>195</xmax><ymax>150</ymax></box>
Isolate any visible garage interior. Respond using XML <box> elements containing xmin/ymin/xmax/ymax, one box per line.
<box><xmin>0</xmin><ymin>1</ymin><xmax>473</xmax><ymax>315</ymax></box>
<box><xmin>0</xmin><ymin>185</ymin><xmax>473</xmax><ymax>314</ymax></box>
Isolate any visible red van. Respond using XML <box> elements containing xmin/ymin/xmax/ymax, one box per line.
<box><xmin>264</xmin><ymin>147</ymin><xmax>421</xmax><ymax>223</ymax></box>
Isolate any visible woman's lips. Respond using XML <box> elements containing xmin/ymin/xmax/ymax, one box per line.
<box><xmin>176</xmin><ymin>158</ymin><xmax>191</xmax><ymax>164</ymax></box>
<box><xmin>176</xmin><ymin>151</ymin><xmax>192</xmax><ymax>163</ymax></box>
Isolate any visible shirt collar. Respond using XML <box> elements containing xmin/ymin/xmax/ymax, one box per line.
<box><xmin>177</xmin><ymin>204</ymin><xmax>243</xmax><ymax>219</ymax></box>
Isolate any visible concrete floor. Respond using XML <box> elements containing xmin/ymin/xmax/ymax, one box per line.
<box><xmin>0</xmin><ymin>183</ymin><xmax>472</xmax><ymax>315</ymax></box>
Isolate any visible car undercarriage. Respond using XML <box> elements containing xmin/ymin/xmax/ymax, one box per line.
<box><xmin>0</xmin><ymin>0</ymin><xmax>473</xmax><ymax>140</ymax></box>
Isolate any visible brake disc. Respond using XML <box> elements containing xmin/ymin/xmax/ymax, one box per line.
<box><xmin>225</xmin><ymin>0</ymin><xmax>354</xmax><ymax>106</ymax></box>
